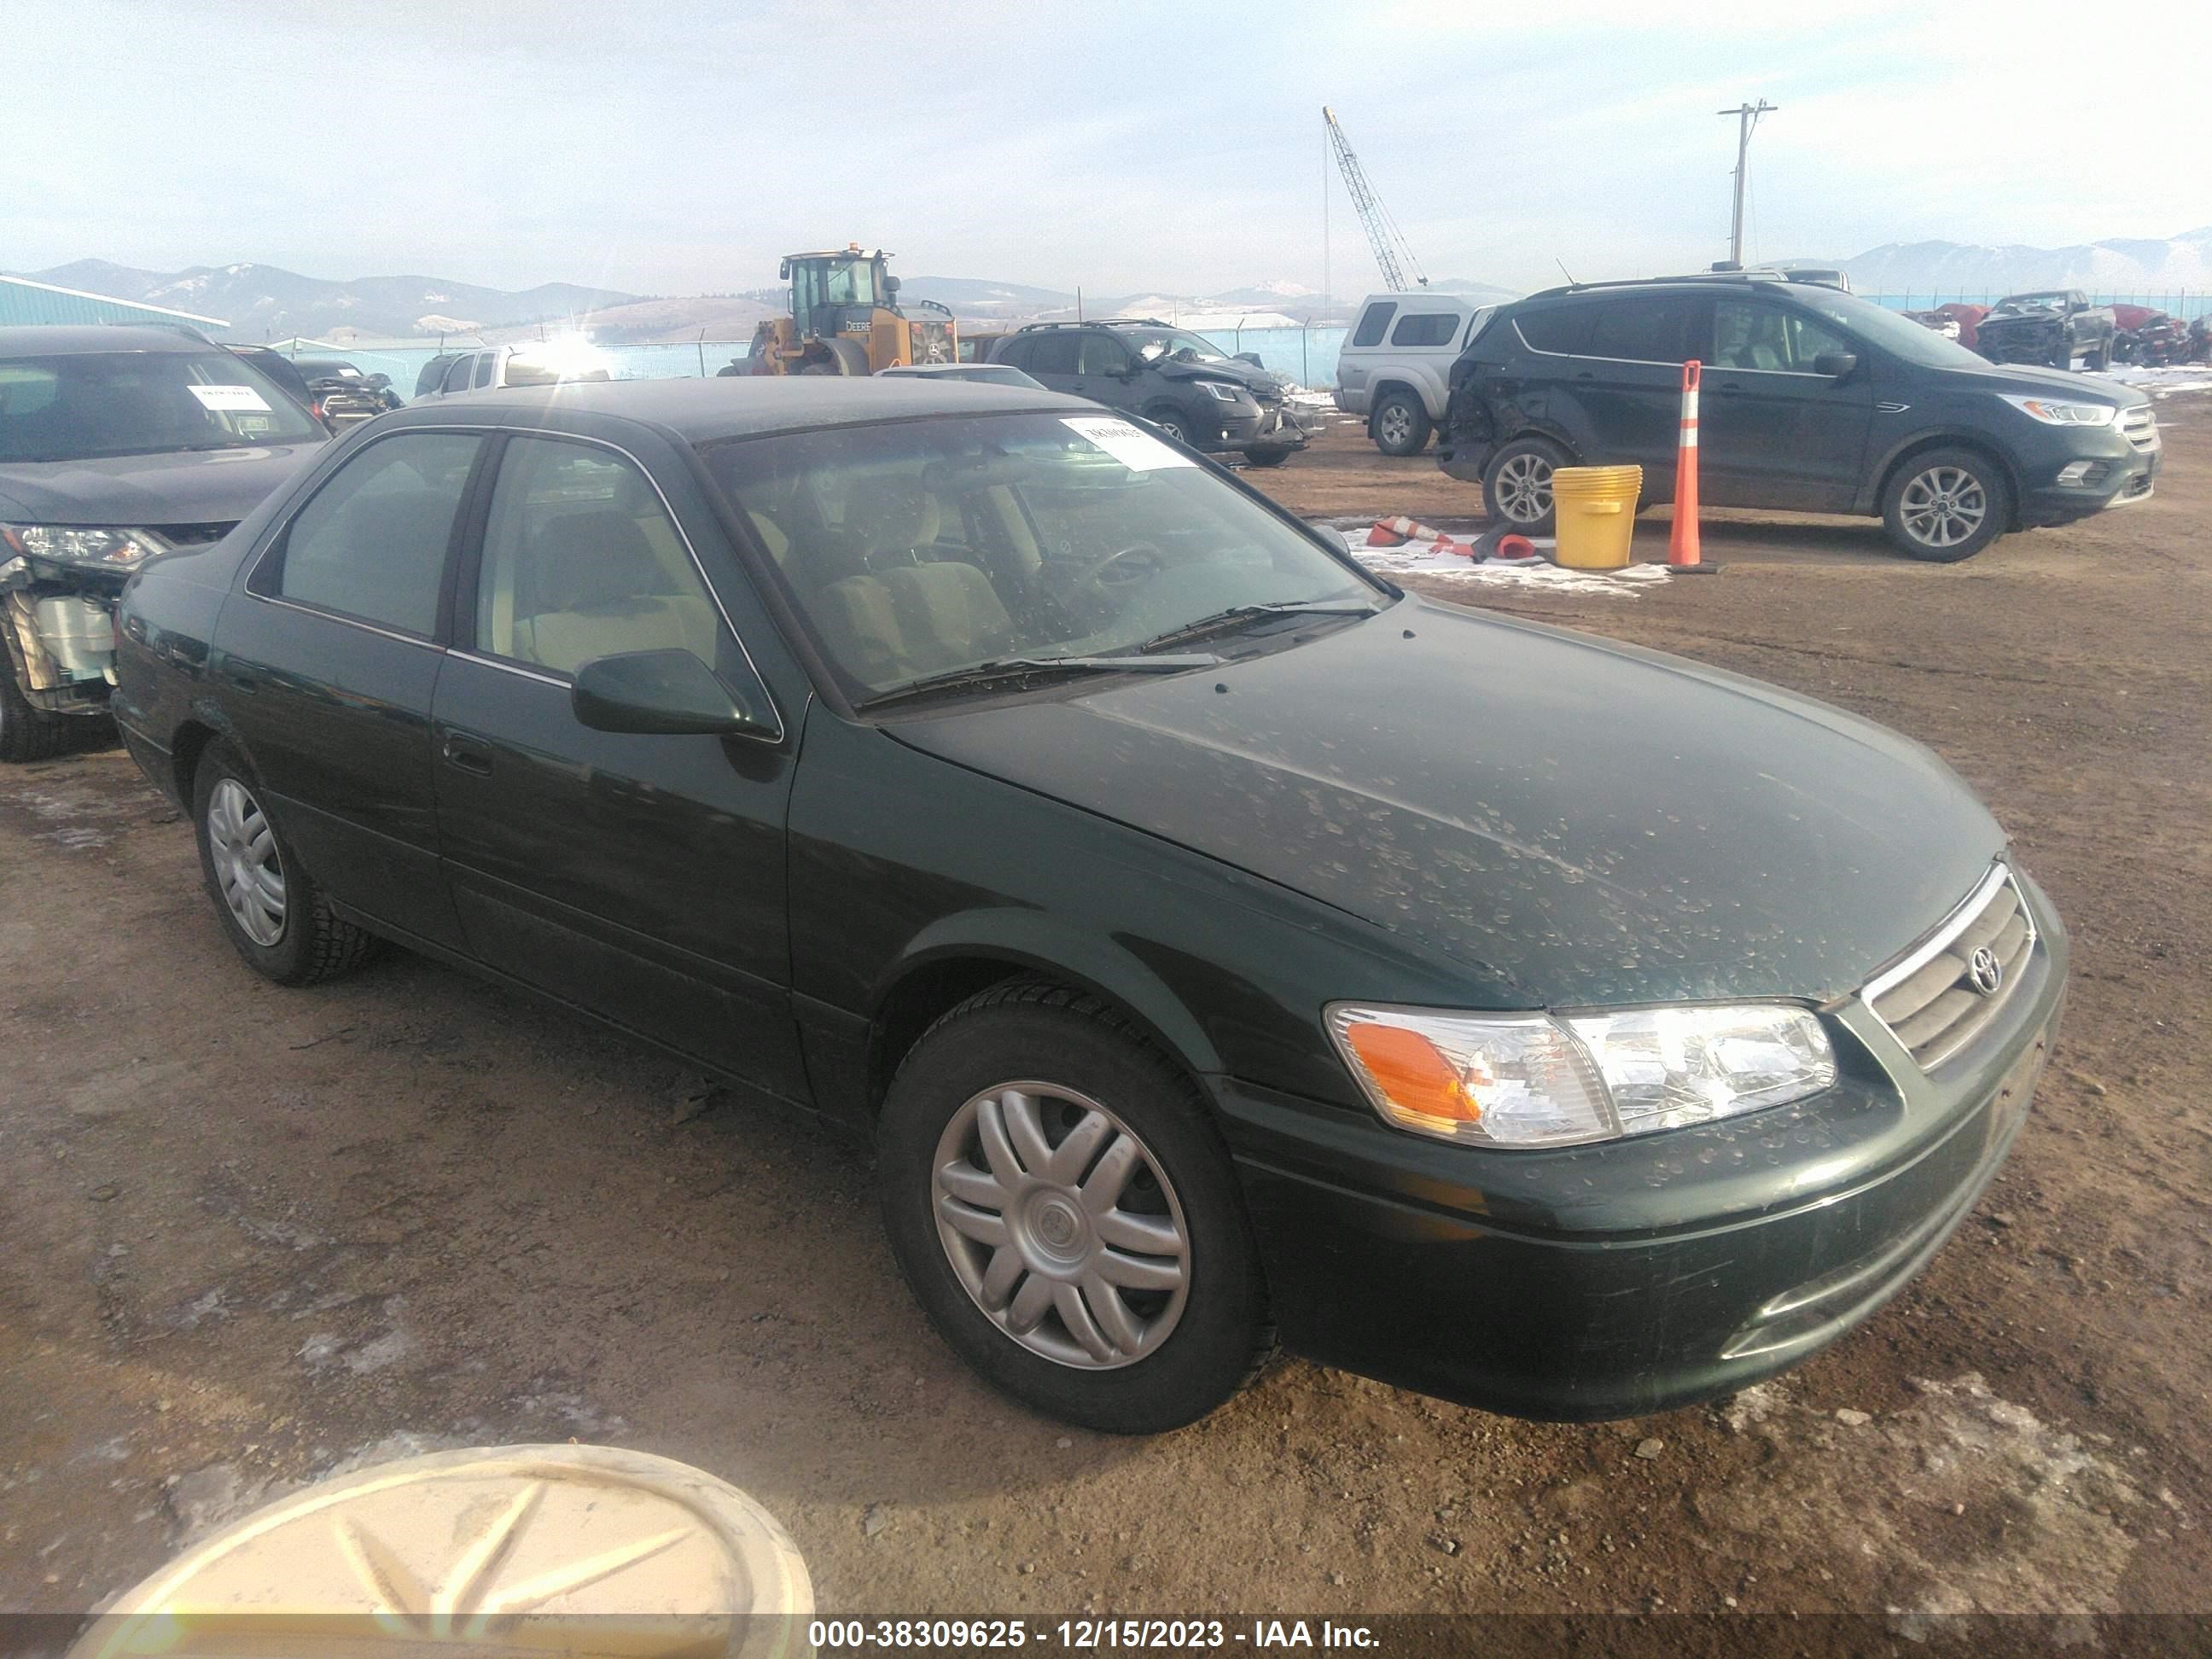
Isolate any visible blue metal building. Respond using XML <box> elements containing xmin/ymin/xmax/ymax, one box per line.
<box><xmin>0</xmin><ymin>274</ymin><xmax>228</xmax><ymax>331</ymax></box>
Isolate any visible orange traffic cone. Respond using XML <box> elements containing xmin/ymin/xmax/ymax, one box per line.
<box><xmin>1367</xmin><ymin>515</ymin><xmax>1442</xmax><ymax>547</ymax></box>
<box><xmin>1669</xmin><ymin>360</ymin><xmax>1716</xmax><ymax>573</ymax></box>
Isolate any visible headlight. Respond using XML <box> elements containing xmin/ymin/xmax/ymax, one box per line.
<box><xmin>1998</xmin><ymin>395</ymin><xmax>2117</xmax><ymax>427</ymax></box>
<box><xmin>0</xmin><ymin>525</ymin><xmax>166</xmax><ymax>568</ymax></box>
<box><xmin>1200</xmin><ymin>381</ymin><xmax>1243</xmax><ymax>403</ymax></box>
<box><xmin>1326</xmin><ymin>1002</ymin><xmax>1836</xmax><ymax>1150</ymax></box>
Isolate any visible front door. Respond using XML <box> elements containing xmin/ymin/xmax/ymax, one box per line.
<box><xmin>429</xmin><ymin>431</ymin><xmax>806</xmax><ymax>1098</ymax></box>
<box><xmin>223</xmin><ymin>428</ymin><xmax>485</xmax><ymax>948</ymax></box>
<box><xmin>1068</xmin><ymin>331</ymin><xmax>1136</xmax><ymax>412</ymax></box>
<box><xmin>1699</xmin><ymin>297</ymin><xmax>1876</xmax><ymax>512</ymax></box>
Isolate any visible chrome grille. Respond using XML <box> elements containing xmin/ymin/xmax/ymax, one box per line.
<box><xmin>2121</xmin><ymin>407</ymin><xmax>2159</xmax><ymax>452</ymax></box>
<box><xmin>1864</xmin><ymin>864</ymin><xmax>2036</xmax><ymax>1070</ymax></box>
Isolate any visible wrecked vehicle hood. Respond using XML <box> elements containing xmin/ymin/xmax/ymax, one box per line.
<box><xmin>0</xmin><ymin>442</ymin><xmax>327</xmax><ymax>529</ymax></box>
<box><xmin>1153</xmin><ymin>358</ymin><xmax>1292</xmax><ymax>400</ymax></box>
<box><xmin>887</xmin><ymin>598</ymin><xmax>2002</xmax><ymax>1008</ymax></box>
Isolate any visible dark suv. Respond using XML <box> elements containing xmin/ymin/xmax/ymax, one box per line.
<box><xmin>1437</xmin><ymin>273</ymin><xmax>2160</xmax><ymax>561</ymax></box>
<box><xmin>989</xmin><ymin>321</ymin><xmax>1313</xmax><ymax>467</ymax></box>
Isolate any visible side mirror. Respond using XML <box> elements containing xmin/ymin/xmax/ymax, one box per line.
<box><xmin>1813</xmin><ymin>352</ymin><xmax>1859</xmax><ymax>378</ymax></box>
<box><xmin>885</xmin><ymin>274</ymin><xmax>902</xmax><ymax>294</ymax></box>
<box><xmin>572</xmin><ymin>649</ymin><xmax>774</xmax><ymax>738</ymax></box>
<box><xmin>1233</xmin><ymin>352</ymin><xmax>1264</xmax><ymax>368</ymax></box>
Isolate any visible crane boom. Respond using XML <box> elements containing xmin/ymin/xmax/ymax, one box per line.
<box><xmin>1324</xmin><ymin>105</ymin><xmax>1426</xmax><ymax>292</ymax></box>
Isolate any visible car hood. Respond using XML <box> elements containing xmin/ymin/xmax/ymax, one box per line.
<box><xmin>1154</xmin><ymin>358</ymin><xmax>1289</xmax><ymax>399</ymax></box>
<box><xmin>888</xmin><ymin>600</ymin><xmax>2004</xmax><ymax>1008</ymax></box>
<box><xmin>1934</xmin><ymin>359</ymin><xmax>2146</xmax><ymax>408</ymax></box>
<box><xmin>0</xmin><ymin>442</ymin><xmax>326</xmax><ymax>528</ymax></box>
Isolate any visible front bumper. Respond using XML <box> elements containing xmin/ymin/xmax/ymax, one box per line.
<box><xmin>2015</xmin><ymin>422</ymin><xmax>2160</xmax><ymax>526</ymax></box>
<box><xmin>1214</xmin><ymin>404</ymin><xmax>1313</xmax><ymax>454</ymax></box>
<box><xmin>1215</xmin><ymin>881</ymin><xmax>2067</xmax><ymax>1420</ymax></box>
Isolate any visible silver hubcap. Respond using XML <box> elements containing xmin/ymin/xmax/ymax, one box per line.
<box><xmin>931</xmin><ymin>1082</ymin><xmax>1190</xmax><ymax>1370</ymax></box>
<box><xmin>1900</xmin><ymin>466</ymin><xmax>1988</xmax><ymax>548</ymax></box>
<box><xmin>1378</xmin><ymin>405</ymin><xmax>1413</xmax><ymax>445</ymax></box>
<box><xmin>1494</xmin><ymin>451</ymin><xmax>1553</xmax><ymax>521</ymax></box>
<box><xmin>207</xmin><ymin>777</ymin><xmax>287</xmax><ymax>946</ymax></box>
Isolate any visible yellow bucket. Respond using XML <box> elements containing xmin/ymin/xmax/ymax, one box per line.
<box><xmin>1551</xmin><ymin>464</ymin><xmax>1643</xmax><ymax>569</ymax></box>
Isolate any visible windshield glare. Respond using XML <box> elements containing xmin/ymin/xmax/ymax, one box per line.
<box><xmin>705</xmin><ymin>411</ymin><xmax>1377</xmax><ymax>701</ymax></box>
<box><xmin>0</xmin><ymin>350</ymin><xmax>323</xmax><ymax>463</ymax></box>
<box><xmin>1996</xmin><ymin>292</ymin><xmax>2069</xmax><ymax>311</ymax></box>
<box><xmin>1135</xmin><ymin>330</ymin><xmax>1229</xmax><ymax>364</ymax></box>
<box><xmin>1790</xmin><ymin>291</ymin><xmax>1997</xmax><ymax>371</ymax></box>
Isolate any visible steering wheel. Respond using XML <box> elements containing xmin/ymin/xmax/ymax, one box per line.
<box><xmin>1073</xmin><ymin>542</ymin><xmax>1166</xmax><ymax>594</ymax></box>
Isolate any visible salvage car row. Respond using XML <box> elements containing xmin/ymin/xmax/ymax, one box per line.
<box><xmin>2</xmin><ymin>317</ymin><xmax>2069</xmax><ymax>1435</ymax></box>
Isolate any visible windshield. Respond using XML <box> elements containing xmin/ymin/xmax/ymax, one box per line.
<box><xmin>1132</xmin><ymin>329</ymin><xmax>1230</xmax><ymax>364</ymax></box>
<box><xmin>1995</xmin><ymin>292</ymin><xmax>2069</xmax><ymax>311</ymax></box>
<box><xmin>704</xmin><ymin>410</ymin><xmax>1378</xmax><ymax>703</ymax></box>
<box><xmin>822</xmin><ymin>258</ymin><xmax>882</xmax><ymax>307</ymax></box>
<box><xmin>0</xmin><ymin>349</ymin><xmax>324</xmax><ymax>463</ymax></box>
<box><xmin>1786</xmin><ymin>290</ymin><xmax>1996</xmax><ymax>371</ymax></box>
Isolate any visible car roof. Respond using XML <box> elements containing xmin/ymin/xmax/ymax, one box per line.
<box><xmin>0</xmin><ymin>324</ymin><xmax>220</xmax><ymax>356</ymax></box>
<box><xmin>382</xmin><ymin>375</ymin><xmax>1084</xmax><ymax>441</ymax></box>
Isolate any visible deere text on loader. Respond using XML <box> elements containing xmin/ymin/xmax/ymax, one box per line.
<box><xmin>745</xmin><ymin>245</ymin><xmax>958</xmax><ymax>375</ymax></box>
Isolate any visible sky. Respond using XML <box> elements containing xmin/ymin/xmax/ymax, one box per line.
<box><xmin>7</xmin><ymin>0</ymin><xmax>2205</xmax><ymax>300</ymax></box>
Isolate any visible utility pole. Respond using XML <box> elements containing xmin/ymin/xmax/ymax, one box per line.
<box><xmin>1717</xmin><ymin>100</ymin><xmax>1778</xmax><ymax>268</ymax></box>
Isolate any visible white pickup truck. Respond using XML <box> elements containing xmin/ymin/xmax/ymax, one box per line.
<box><xmin>1332</xmin><ymin>293</ymin><xmax>1495</xmax><ymax>456</ymax></box>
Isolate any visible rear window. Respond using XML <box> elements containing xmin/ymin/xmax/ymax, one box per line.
<box><xmin>1388</xmin><ymin>312</ymin><xmax>1463</xmax><ymax>348</ymax></box>
<box><xmin>1350</xmin><ymin>302</ymin><xmax>1397</xmax><ymax>349</ymax></box>
<box><xmin>0</xmin><ymin>349</ymin><xmax>323</xmax><ymax>463</ymax></box>
<box><xmin>1513</xmin><ymin>304</ymin><xmax>1595</xmax><ymax>356</ymax></box>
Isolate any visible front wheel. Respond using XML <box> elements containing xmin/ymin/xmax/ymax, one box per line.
<box><xmin>1242</xmin><ymin>446</ymin><xmax>1294</xmax><ymax>469</ymax></box>
<box><xmin>1482</xmin><ymin>436</ymin><xmax>1569</xmax><ymax>533</ymax></box>
<box><xmin>1881</xmin><ymin>448</ymin><xmax>2011</xmax><ymax>562</ymax></box>
<box><xmin>876</xmin><ymin>981</ymin><xmax>1271</xmax><ymax>1433</ymax></box>
<box><xmin>1141</xmin><ymin>406</ymin><xmax>1192</xmax><ymax>446</ymax></box>
<box><xmin>0</xmin><ymin>669</ymin><xmax>69</xmax><ymax>763</ymax></box>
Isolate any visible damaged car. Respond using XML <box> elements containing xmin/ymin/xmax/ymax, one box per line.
<box><xmin>1976</xmin><ymin>290</ymin><xmax>2116</xmax><ymax>371</ymax></box>
<box><xmin>0</xmin><ymin>326</ymin><xmax>327</xmax><ymax>760</ymax></box>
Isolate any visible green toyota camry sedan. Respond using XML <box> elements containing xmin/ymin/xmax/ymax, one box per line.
<box><xmin>114</xmin><ymin>378</ymin><xmax>2064</xmax><ymax>1433</ymax></box>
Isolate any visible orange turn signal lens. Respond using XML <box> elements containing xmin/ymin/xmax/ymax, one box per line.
<box><xmin>1339</xmin><ymin>1021</ymin><xmax>1481</xmax><ymax>1124</ymax></box>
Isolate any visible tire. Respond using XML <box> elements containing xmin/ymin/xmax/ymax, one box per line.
<box><xmin>0</xmin><ymin>667</ymin><xmax>69</xmax><ymax>763</ymax></box>
<box><xmin>1881</xmin><ymin>447</ymin><xmax>2011</xmax><ymax>563</ymax></box>
<box><xmin>1371</xmin><ymin>391</ymin><xmax>1432</xmax><ymax>457</ymax></box>
<box><xmin>2088</xmin><ymin>338</ymin><xmax>2112</xmax><ymax>372</ymax></box>
<box><xmin>1142</xmin><ymin>406</ymin><xmax>1191</xmax><ymax>446</ymax></box>
<box><xmin>876</xmin><ymin>981</ymin><xmax>1272</xmax><ymax>1434</ymax></box>
<box><xmin>1242</xmin><ymin>447</ymin><xmax>1294</xmax><ymax>469</ymax></box>
<box><xmin>1482</xmin><ymin>435</ymin><xmax>1569</xmax><ymax>533</ymax></box>
<box><xmin>191</xmin><ymin>742</ymin><xmax>379</xmax><ymax>985</ymax></box>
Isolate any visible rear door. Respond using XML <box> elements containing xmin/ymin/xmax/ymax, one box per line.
<box><xmin>1568</xmin><ymin>292</ymin><xmax>1703</xmax><ymax>485</ymax></box>
<box><xmin>1022</xmin><ymin>331</ymin><xmax>1082</xmax><ymax>395</ymax></box>
<box><xmin>224</xmin><ymin>428</ymin><xmax>487</xmax><ymax>948</ymax></box>
<box><xmin>1699</xmin><ymin>296</ymin><xmax>1876</xmax><ymax>511</ymax></box>
<box><xmin>429</xmin><ymin>428</ymin><xmax>806</xmax><ymax>1097</ymax></box>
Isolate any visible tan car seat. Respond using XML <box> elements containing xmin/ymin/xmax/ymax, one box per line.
<box><xmin>514</xmin><ymin>510</ymin><xmax>719</xmax><ymax>676</ymax></box>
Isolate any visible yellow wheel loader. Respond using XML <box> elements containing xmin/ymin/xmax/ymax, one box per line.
<box><xmin>743</xmin><ymin>245</ymin><xmax>958</xmax><ymax>375</ymax></box>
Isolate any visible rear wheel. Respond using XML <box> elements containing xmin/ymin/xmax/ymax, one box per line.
<box><xmin>1371</xmin><ymin>391</ymin><xmax>1432</xmax><ymax>457</ymax></box>
<box><xmin>1242</xmin><ymin>447</ymin><xmax>1294</xmax><ymax>469</ymax></box>
<box><xmin>0</xmin><ymin>669</ymin><xmax>69</xmax><ymax>763</ymax></box>
<box><xmin>876</xmin><ymin>981</ymin><xmax>1271</xmax><ymax>1433</ymax></box>
<box><xmin>1482</xmin><ymin>436</ymin><xmax>1569</xmax><ymax>533</ymax></box>
<box><xmin>1882</xmin><ymin>448</ymin><xmax>2011</xmax><ymax>562</ymax></box>
<box><xmin>192</xmin><ymin>742</ymin><xmax>379</xmax><ymax>984</ymax></box>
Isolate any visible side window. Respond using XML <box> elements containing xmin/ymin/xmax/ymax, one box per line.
<box><xmin>441</xmin><ymin>354</ymin><xmax>475</xmax><ymax>394</ymax></box>
<box><xmin>473</xmin><ymin>436</ymin><xmax>725</xmax><ymax>678</ymax></box>
<box><xmin>1585</xmin><ymin>295</ymin><xmax>1699</xmax><ymax>364</ymax></box>
<box><xmin>1388</xmin><ymin>312</ymin><xmax>1462</xmax><ymax>347</ymax></box>
<box><xmin>1027</xmin><ymin>334</ymin><xmax>1080</xmax><ymax>376</ymax></box>
<box><xmin>1351</xmin><ymin>302</ymin><xmax>1396</xmax><ymax>349</ymax></box>
<box><xmin>474</xmin><ymin>352</ymin><xmax>498</xmax><ymax>389</ymax></box>
<box><xmin>1514</xmin><ymin>304</ymin><xmax>1595</xmax><ymax>355</ymax></box>
<box><xmin>1714</xmin><ymin>301</ymin><xmax>1848</xmax><ymax>372</ymax></box>
<box><xmin>273</xmin><ymin>433</ymin><xmax>480</xmax><ymax>636</ymax></box>
<box><xmin>992</xmin><ymin>337</ymin><xmax>1027</xmax><ymax>370</ymax></box>
<box><xmin>1076</xmin><ymin>334</ymin><xmax>1129</xmax><ymax>375</ymax></box>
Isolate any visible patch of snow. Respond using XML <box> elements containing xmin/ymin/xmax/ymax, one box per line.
<box><xmin>2094</xmin><ymin>364</ymin><xmax>2212</xmax><ymax>397</ymax></box>
<box><xmin>1339</xmin><ymin>528</ymin><xmax>1669</xmax><ymax>597</ymax></box>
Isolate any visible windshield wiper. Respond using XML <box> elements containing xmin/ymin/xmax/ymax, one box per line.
<box><xmin>856</xmin><ymin>652</ymin><xmax>1223</xmax><ymax>712</ymax></box>
<box><xmin>1137</xmin><ymin>599</ymin><xmax>1382</xmax><ymax>655</ymax></box>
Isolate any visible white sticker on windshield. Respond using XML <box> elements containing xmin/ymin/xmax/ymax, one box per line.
<box><xmin>1061</xmin><ymin>415</ymin><xmax>1195</xmax><ymax>472</ymax></box>
<box><xmin>187</xmin><ymin>383</ymin><xmax>272</xmax><ymax>413</ymax></box>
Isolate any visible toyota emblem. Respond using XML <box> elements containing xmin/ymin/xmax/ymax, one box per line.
<box><xmin>1966</xmin><ymin>946</ymin><xmax>2004</xmax><ymax>996</ymax></box>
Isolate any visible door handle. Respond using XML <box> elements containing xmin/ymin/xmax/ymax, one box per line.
<box><xmin>441</xmin><ymin>731</ymin><xmax>493</xmax><ymax>776</ymax></box>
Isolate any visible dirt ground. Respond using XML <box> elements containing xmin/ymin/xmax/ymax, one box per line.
<box><xmin>3</xmin><ymin>404</ymin><xmax>2209</xmax><ymax>1633</ymax></box>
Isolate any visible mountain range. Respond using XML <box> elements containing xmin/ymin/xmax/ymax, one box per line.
<box><xmin>1803</xmin><ymin>227</ymin><xmax>2212</xmax><ymax>298</ymax></box>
